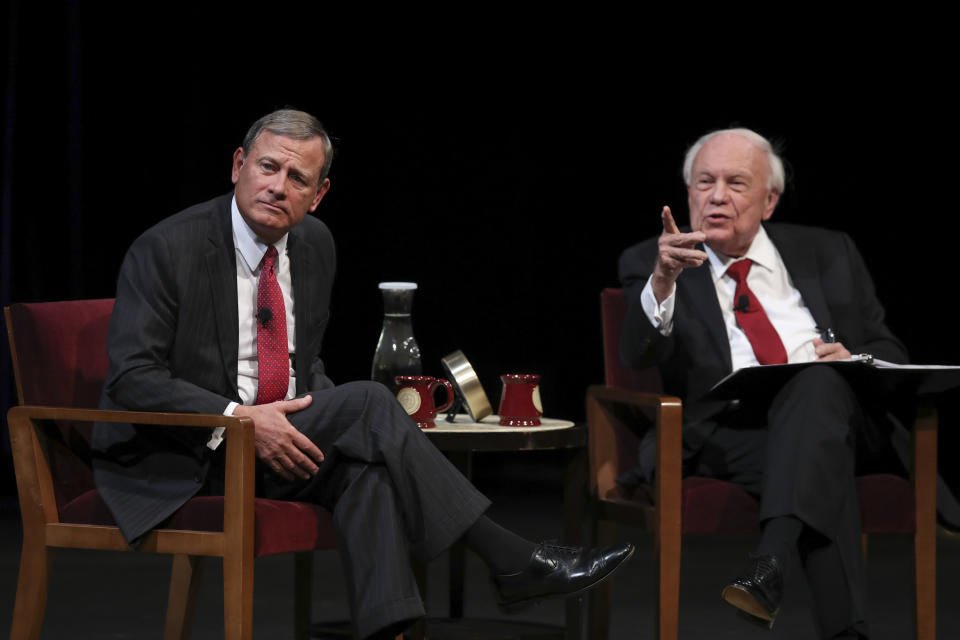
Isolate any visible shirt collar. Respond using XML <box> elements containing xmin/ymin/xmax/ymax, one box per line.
<box><xmin>231</xmin><ymin>195</ymin><xmax>288</xmax><ymax>271</ymax></box>
<box><xmin>705</xmin><ymin>225</ymin><xmax>776</xmax><ymax>280</ymax></box>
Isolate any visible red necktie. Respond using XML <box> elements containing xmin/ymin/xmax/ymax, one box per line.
<box><xmin>725</xmin><ymin>259</ymin><xmax>787</xmax><ymax>365</ymax></box>
<box><xmin>255</xmin><ymin>246</ymin><xmax>289</xmax><ymax>404</ymax></box>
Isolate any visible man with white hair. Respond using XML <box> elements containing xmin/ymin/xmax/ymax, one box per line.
<box><xmin>618</xmin><ymin>128</ymin><xmax>907</xmax><ymax>639</ymax></box>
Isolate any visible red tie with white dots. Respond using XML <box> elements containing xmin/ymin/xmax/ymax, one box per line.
<box><xmin>255</xmin><ymin>246</ymin><xmax>289</xmax><ymax>404</ymax></box>
<box><xmin>725</xmin><ymin>259</ymin><xmax>787</xmax><ymax>365</ymax></box>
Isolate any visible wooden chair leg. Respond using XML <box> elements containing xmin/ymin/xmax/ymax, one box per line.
<box><xmin>913</xmin><ymin>406</ymin><xmax>937</xmax><ymax>640</ymax></box>
<box><xmin>656</xmin><ymin>401</ymin><xmax>682</xmax><ymax>640</ymax></box>
<box><xmin>294</xmin><ymin>552</ymin><xmax>312</xmax><ymax>640</ymax></box>
<box><xmin>9</xmin><ymin>540</ymin><xmax>52</xmax><ymax>640</ymax></box>
<box><xmin>164</xmin><ymin>554</ymin><xmax>204</xmax><ymax>640</ymax></box>
<box><xmin>655</xmin><ymin>518</ymin><xmax>680</xmax><ymax>640</ymax></box>
<box><xmin>223</xmin><ymin>550</ymin><xmax>254</xmax><ymax>640</ymax></box>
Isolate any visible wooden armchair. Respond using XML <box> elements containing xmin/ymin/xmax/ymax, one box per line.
<box><xmin>4</xmin><ymin>299</ymin><xmax>339</xmax><ymax>640</ymax></box>
<box><xmin>586</xmin><ymin>288</ymin><xmax>937</xmax><ymax>640</ymax></box>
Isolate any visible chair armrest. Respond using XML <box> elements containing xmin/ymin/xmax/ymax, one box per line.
<box><xmin>585</xmin><ymin>385</ymin><xmax>681</xmax><ymax>492</ymax></box>
<box><xmin>8</xmin><ymin>405</ymin><xmax>250</xmax><ymax>429</ymax></box>
<box><xmin>585</xmin><ymin>385</ymin><xmax>682</xmax><ymax>535</ymax></box>
<box><xmin>6</xmin><ymin>405</ymin><xmax>255</xmax><ymax>544</ymax></box>
<box><xmin>586</xmin><ymin>385</ymin><xmax>682</xmax><ymax>416</ymax></box>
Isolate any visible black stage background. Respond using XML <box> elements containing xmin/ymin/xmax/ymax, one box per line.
<box><xmin>2</xmin><ymin>5</ymin><xmax>958</xmax><ymax>504</ymax></box>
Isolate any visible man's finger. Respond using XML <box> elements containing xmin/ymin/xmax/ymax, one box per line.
<box><xmin>276</xmin><ymin>394</ymin><xmax>313</xmax><ymax>414</ymax></box>
<box><xmin>661</xmin><ymin>206</ymin><xmax>680</xmax><ymax>235</ymax></box>
<box><xmin>284</xmin><ymin>436</ymin><xmax>322</xmax><ymax>476</ymax></box>
<box><xmin>814</xmin><ymin>339</ymin><xmax>851</xmax><ymax>361</ymax></box>
<box><xmin>284</xmin><ymin>449</ymin><xmax>319</xmax><ymax>479</ymax></box>
<box><xmin>664</xmin><ymin>246</ymin><xmax>708</xmax><ymax>266</ymax></box>
<box><xmin>661</xmin><ymin>231</ymin><xmax>707</xmax><ymax>249</ymax></box>
<box><xmin>271</xmin><ymin>455</ymin><xmax>297</xmax><ymax>481</ymax></box>
<box><xmin>292</xmin><ymin>431</ymin><xmax>325</xmax><ymax>465</ymax></box>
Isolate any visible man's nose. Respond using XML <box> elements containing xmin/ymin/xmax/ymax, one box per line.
<box><xmin>709</xmin><ymin>181</ymin><xmax>729</xmax><ymax>203</ymax></box>
<box><xmin>267</xmin><ymin>172</ymin><xmax>287</xmax><ymax>199</ymax></box>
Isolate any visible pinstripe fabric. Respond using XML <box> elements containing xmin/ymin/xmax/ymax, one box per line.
<box><xmin>258</xmin><ymin>381</ymin><xmax>491</xmax><ymax>638</ymax></box>
<box><xmin>252</xmin><ymin>381</ymin><xmax>491</xmax><ymax>638</ymax></box>
<box><xmin>92</xmin><ymin>194</ymin><xmax>488</xmax><ymax>638</ymax></box>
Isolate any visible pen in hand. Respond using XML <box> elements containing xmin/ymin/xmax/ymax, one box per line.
<box><xmin>814</xmin><ymin>327</ymin><xmax>854</xmax><ymax>361</ymax></box>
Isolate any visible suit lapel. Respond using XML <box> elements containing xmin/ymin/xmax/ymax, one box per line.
<box><xmin>205</xmin><ymin>198</ymin><xmax>240</xmax><ymax>398</ymax></box>
<box><xmin>766</xmin><ymin>224</ymin><xmax>832</xmax><ymax>329</ymax></box>
<box><xmin>288</xmin><ymin>227</ymin><xmax>313</xmax><ymax>388</ymax></box>
<box><xmin>678</xmin><ymin>258</ymin><xmax>733</xmax><ymax>373</ymax></box>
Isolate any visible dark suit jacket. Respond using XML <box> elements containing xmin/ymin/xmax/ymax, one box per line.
<box><xmin>91</xmin><ymin>193</ymin><xmax>336</xmax><ymax>543</ymax></box>
<box><xmin>618</xmin><ymin>223</ymin><xmax>908</xmax><ymax>452</ymax></box>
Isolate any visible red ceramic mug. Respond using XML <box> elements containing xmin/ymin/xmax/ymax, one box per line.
<box><xmin>498</xmin><ymin>374</ymin><xmax>543</xmax><ymax>426</ymax></box>
<box><xmin>395</xmin><ymin>375</ymin><xmax>455</xmax><ymax>428</ymax></box>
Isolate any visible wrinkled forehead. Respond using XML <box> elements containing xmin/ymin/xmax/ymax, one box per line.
<box><xmin>251</xmin><ymin>132</ymin><xmax>327</xmax><ymax>173</ymax></box>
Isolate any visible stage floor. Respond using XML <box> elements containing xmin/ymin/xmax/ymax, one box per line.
<box><xmin>2</xmin><ymin>454</ymin><xmax>957</xmax><ymax>639</ymax></box>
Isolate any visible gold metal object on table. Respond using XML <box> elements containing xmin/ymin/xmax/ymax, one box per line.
<box><xmin>440</xmin><ymin>350</ymin><xmax>493</xmax><ymax>422</ymax></box>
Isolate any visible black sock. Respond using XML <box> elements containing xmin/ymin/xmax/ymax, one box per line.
<box><xmin>463</xmin><ymin>514</ymin><xmax>537</xmax><ymax>575</ymax></box>
<box><xmin>756</xmin><ymin>515</ymin><xmax>803</xmax><ymax>563</ymax></box>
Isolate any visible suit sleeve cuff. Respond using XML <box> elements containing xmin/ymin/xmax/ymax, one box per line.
<box><xmin>641</xmin><ymin>276</ymin><xmax>676</xmax><ymax>336</ymax></box>
<box><xmin>206</xmin><ymin>402</ymin><xmax>237</xmax><ymax>451</ymax></box>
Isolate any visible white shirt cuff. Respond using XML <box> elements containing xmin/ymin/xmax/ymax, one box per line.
<box><xmin>206</xmin><ymin>402</ymin><xmax>237</xmax><ymax>451</ymax></box>
<box><xmin>640</xmin><ymin>276</ymin><xmax>676</xmax><ymax>336</ymax></box>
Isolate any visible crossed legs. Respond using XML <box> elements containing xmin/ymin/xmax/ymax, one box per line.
<box><xmin>261</xmin><ymin>382</ymin><xmax>490</xmax><ymax>638</ymax></box>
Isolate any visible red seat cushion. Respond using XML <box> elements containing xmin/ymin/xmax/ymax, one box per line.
<box><xmin>611</xmin><ymin>474</ymin><xmax>914</xmax><ymax>535</ymax></box>
<box><xmin>857</xmin><ymin>473</ymin><xmax>915</xmax><ymax>533</ymax></box>
<box><xmin>680</xmin><ymin>477</ymin><xmax>761</xmax><ymax>534</ymax></box>
<box><xmin>606</xmin><ymin>477</ymin><xmax>761</xmax><ymax>534</ymax></box>
<box><xmin>60</xmin><ymin>490</ymin><xmax>338</xmax><ymax>557</ymax></box>
<box><xmin>677</xmin><ymin>475</ymin><xmax>915</xmax><ymax>534</ymax></box>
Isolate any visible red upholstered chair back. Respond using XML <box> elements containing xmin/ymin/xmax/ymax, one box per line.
<box><xmin>599</xmin><ymin>288</ymin><xmax>675</xmax><ymax>498</ymax></box>
<box><xmin>601</xmin><ymin>288</ymin><xmax>661</xmax><ymax>392</ymax></box>
<box><xmin>5</xmin><ymin>299</ymin><xmax>115</xmax><ymax>507</ymax></box>
<box><xmin>7</xmin><ymin>299</ymin><xmax>114</xmax><ymax>408</ymax></box>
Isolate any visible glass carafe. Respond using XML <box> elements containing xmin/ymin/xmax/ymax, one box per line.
<box><xmin>371</xmin><ymin>282</ymin><xmax>422</xmax><ymax>393</ymax></box>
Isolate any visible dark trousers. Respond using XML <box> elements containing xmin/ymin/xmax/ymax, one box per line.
<box><xmin>251</xmin><ymin>381</ymin><xmax>491</xmax><ymax>639</ymax></box>
<box><xmin>693</xmin><ymin>367</ymin><xmax>870</xmax><ymax>639</ymax></box>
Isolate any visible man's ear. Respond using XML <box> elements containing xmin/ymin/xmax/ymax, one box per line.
<box><xmin>762</xmin><ymin>189</ymin><xmax>780</xmax><ymax>220</ymax></box>
<box><xmin>309</xmin><ymin>178</ymin><xmax>331</xmax><ymax>212</ymax></box>
<box><xmin>231</xmin><ymin>147</ymin><xmax>245</xmax><ymax>185</ymax></box>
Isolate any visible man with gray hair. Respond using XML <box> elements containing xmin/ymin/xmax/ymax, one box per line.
<box><xmin>618</xmin><ymin>128</ymin><xmax>907</xmax><ymax>638</ymax></box>
<box><xmin>92</xmin><ymin>108</ymin><xmax>634</xmax><ymax>639</ymax></box>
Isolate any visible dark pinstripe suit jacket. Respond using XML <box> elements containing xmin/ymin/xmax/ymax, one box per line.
<box><xmin>91</xmin><ymin>193</ymin><xmax>336</xmax><ymax>543</ymax></box>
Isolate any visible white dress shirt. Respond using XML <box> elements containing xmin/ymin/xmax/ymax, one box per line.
<box><xmin>640</xmin><ymin>226</ymin><xmax>821</xmax><ymax>372</ymax></box>
<box><xmin>208</xmin><ymin>197</ymin><xmax>298</xmax><ymax>450</ymax></box>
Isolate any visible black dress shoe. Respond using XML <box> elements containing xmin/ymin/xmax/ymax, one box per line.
<box><xmin>493</xmin><ymin>541</ymin><xmax>635</xmax><ymax>608</ymax></box>
<box><xmin>938</xmin><ymin>512</ymin><xmax>960</xmax><ymax>537</ymax></box>
<box><xmin>721</xmin><ymin>554</ymin><xmax>784</xmax><ymax>628</ymax></box>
